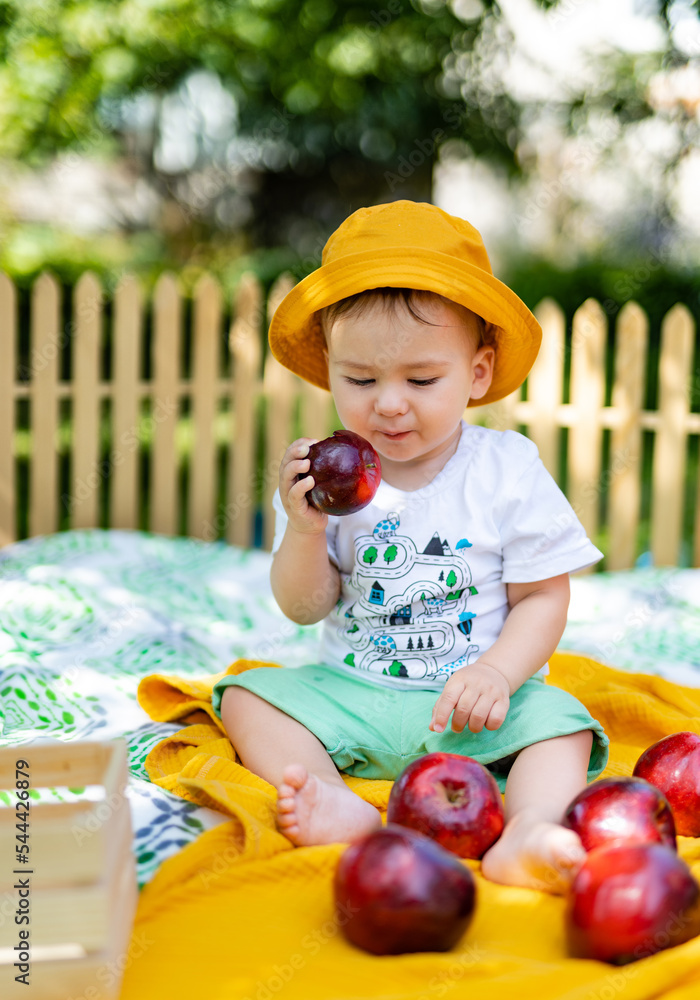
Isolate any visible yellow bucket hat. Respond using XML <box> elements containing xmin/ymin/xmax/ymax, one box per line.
<box><xmin>268</xmin><ymin>199</ymin><xmax>542</xmax><ymax>407</ymax></box>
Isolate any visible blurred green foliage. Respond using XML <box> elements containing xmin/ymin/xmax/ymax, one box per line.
<box><xmin>1</xmin><ymin>0</ymin><xmax>694</xmax><ymax>300</ymax></box>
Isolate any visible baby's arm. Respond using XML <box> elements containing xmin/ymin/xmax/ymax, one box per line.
<box><xmin>270</xmin><ymin>438</ymin><xmax>341</xmax><ymax>625</ymax></box>
<box><xmin>430</xmin><ymin>573</ymin><xmax>570</xmax><ymax>735</ymax></box>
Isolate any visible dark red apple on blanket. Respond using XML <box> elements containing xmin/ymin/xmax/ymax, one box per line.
<box><xmin>386</xmin><ymin>752</ymin><xmax>505</xmax><ymax>859</ymax></box>
<box><xmin>334</xmin><ymin>824</ymin><xmax>476</xmax><ymax>955</ymax></box>
<box><xmin>300</xmin><ymin>430</ymin><xmax>381</xmax><ymax>515</ymax></box>
<box><xmin>633</xmin><ymin>732</ymin><xmax>700</xmax><ymax>837</ymax></box>
<box><xmin>565</xmin><ymin>842</ymin><xmax>700</xmax><ymax>964</ymax></box>
<box><xmin>562</xmin><ymin>776</ymin><xmax>677</xmax><ymax>851</ymax></box>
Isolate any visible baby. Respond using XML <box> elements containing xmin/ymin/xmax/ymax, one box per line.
<box><xmin>213</xmin><ymin>200</ymin><xmax>609</xmax><ymax>894</ymax></box>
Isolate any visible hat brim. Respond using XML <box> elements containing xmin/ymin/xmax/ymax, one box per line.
<box><xmin>268</xmin><ymin>246</ymin><xmax>541</xmax><ymax>407</ymax></box>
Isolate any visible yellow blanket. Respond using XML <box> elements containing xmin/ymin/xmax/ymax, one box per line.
<box><xmin>123</xmin><ymin>652</ymin><xmax>700</xmax><ymax>1000</ymax></box>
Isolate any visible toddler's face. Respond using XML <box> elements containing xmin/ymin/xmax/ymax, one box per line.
<box><xmin>322</xmin><ymin>296</ymin><xmax>495</xmax><ymax>473</ymax></box>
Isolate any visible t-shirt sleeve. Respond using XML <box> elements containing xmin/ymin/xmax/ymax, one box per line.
<box><xmin>496</xmin><ymin>434</ymin><xmax>604</xmax><ymax>582</ymax></box>
<box><xmin>271</xmin><ymin>488</ymin><xmax>341</xmax><ymax>569</ymax></box>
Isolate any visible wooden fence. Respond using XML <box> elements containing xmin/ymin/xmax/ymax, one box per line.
<box><xmin>0</xmin><ymin>270</ymin><xmax>698</xmax><ymax>571</ymax></box>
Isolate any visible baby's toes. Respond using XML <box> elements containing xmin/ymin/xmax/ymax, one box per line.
<box><xmin>277</xmin><ymin>811</ymin><xmax>298</xmax><ymax>829</ymax></box>
<box><xmin>277</xmin><ymin>795</ymin><xmax>296</xmax><ymax>814</ymax></box>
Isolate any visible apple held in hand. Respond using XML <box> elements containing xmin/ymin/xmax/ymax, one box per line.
<box><xmin>334</xmin><ymin>824</ymin><xmax>476</xmax><ymax>955</ymax></box>
<box><xmin>387</xmin><ymin>752</ymin><xmax>505</xmax><ymax>859</ymax></box>
<box><xmin>563</xmin><ymin>776</ymin><xmax>676</xmax><ymax>852</ymax></box>
<box><xmin>565</xmin><ymin>842</ymin><xmax>700</xmax><ymax>964</ymax></box>
<box><xmin>300</xmin><ymin>430</ymin><xmax>381</xmax><ymax>516</ymax></box>
<box><xmin>633</xmin><ymin>732</ymin><xmax>700</xmax><ymax>837</ymax></box>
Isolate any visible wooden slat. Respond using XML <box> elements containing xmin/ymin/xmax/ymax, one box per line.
<box><xmin>0</xmin><ymin>273</ymin><xmax>17</xmax><ymax>546</ymax></box>
<box><xmin>652</xmin><ymin>304</ymin><xmax>693</xmax><ymax>566</ymax></box>
<box><xmin>262</xmin><ymin>273</ymin><xmax>297</xmax><ymax>552</ymax></box>
<box><xmin>299</xmin><ymin>380</ymin><xmax>333</xmax><ymax>441</ymax></box>
<box><xmin>150</xmin><ymin>273</ymin><xmax>181</xmax><ymax>536</ymax></box>
<box><xmin>607</xmin><ymin>302</ymin><xmax>647</xmax><ymax>570</ymax></box>
<box><xmin>695</xmin><ymin>438</ymin><xmax>700</xmax><ymax>566</ymax></box>
<box><xmin>228</xmin><ymin>272</ymin><xmax>263</xmax><ymax>548</ymax></box>
<box><xmin>111</xmin><ymin>274</ymin><xmax>142</xmax><ymax>530</ymax></box>
<box><xmin>529</xmin><ymin>298</ymin><xmax>565</xmax><ymax>480</ymax></box>
<box><xmin>29</xmin><ymin>273</ymin><xmax>60</xmax><ymax>538</ymax></box>
<box><xmin>188</xmin><ymin>273</ymin><xmax>221</xmax><ymax>539</ymax></box>
<box><xmin>0</xmin><ymin>857</ymin><xmax>136</xmax><ymax>1000</ymax></box>
<box><xmin>12</xmin><ymin>381</ymin><xmax>700</xmax><ymax>433</ymax></box>
<box><xmin>568</xmin><ymin>299</ymin><xmax>607</xmax><ymax>564</ymax></box>
<box><xmin>0</xmin><ymin>739</ymin><xmax>116</xmax><ymax>788</ymax></box>
<box><xmin>71</xmin><ymin>272</ymin><xmax>102</xmax><ymax>529</ymax></box>
<box><xmin>262</xmin><ymin>357</ymin><xmax>298</xmax><ymax>552</ymax></box>
<box><xmin>471</xmin><ymin>387</ymin><xmax>519</xmax><ymax>432</ymax></box>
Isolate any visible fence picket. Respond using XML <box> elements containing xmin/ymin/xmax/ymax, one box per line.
<box><xmin>151</xmin><ymin>273</ymin><xmax>181</xmax><ymax>536</ymax></box>
<box><xmin>263</xmin><ymin>274</ymin><xmax>296</xmax><ymax>553</ymax></box>
<box><xmin>188</xmin><ymin>273</ymin><xmax>221</xmax><ymax>540</ymax></box>
<box><xmin>228</xmin><ymin>272</ymin><xmax>262</xmax><ymax>548</ymax></box>
<box><xmin>608</xmin><ymin>302</ymin><xmax>647</xmax><ymax>571</ymax></box>
<box><xmin>471</xmin><ymin>386</ymin><xmax>519</xmax><ymax>433</ymax></box>
<box><xmin>71</xmin><ymin>272</ymin><xmax>103</xmax><ymax>530</ymax></box>
<box><xmin>299</xmin><ymin>381</ymin><xmax>334</xmax><ymax>441</ymax></box>
<box><xmin>112</xmin><ymin>274</ymin><xmax>142</xmax><ymax>530</ymax></box>
<box><xmin>568</xmin><ymin>299</ymin><xmax>607</xmax><ymax>565</ymax></box>
<box><xmin>0</xmin><ymin>273</ymin><xmax>16</xmax><ymax>546</ymax></box>
<box><xmin>529</xmin><ymin>299</ymin><xmax>565</xmax><ymax>480</ymax></box>
<box><xmin>29</xmin><ymin>273</ymin><xmax>60</xmax><ymax>539</ymax></box>
<box><xmin>652</xmin><ymin>304</ymin><xmax>694</xmax><ymax>566</ymax></box>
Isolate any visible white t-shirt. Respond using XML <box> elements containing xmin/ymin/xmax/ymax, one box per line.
<box><xmin>271</xmin><ymin>420</ymin><xmax>603</xmax><ymax>691</ymax></box>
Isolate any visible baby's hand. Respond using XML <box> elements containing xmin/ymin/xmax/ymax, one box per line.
<box><xmin>430</xmin><ymin>662</ymin><xmax>510</xmax><ymax>734</ymax></box>
<box><xmin>279</xmin><ymin>438</ymin><xmax>329</xmax><ymax>536</ymax></box>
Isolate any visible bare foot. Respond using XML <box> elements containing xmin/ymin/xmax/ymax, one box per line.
<box><xmin>480</xmin><ymin>810</ymin><xmax>587</xmax><ymax>894</ymax></box>
<box><xmin>276</xmin><ymin>764</ymin><xmax>382</xmax><ymax>847</ymax></box>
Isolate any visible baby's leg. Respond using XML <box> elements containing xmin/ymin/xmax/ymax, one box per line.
<box><xmin>219</xmin><ymin>685</ymin><xmax>381</xmax><ymax>846</ymax></box>
<box><xmin>480</xmin><ymin>729</ymin><xmax>594</xmax><ymax>894</ymax></box>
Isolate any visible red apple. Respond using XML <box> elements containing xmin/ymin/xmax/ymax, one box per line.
<box><xmin>565</xmin><ymin>842</ymin><xmax>700</xmax><ymax>964</ymax></box>
<box><xmin>633</xmin><ymin>732</ymin><xmax>700</xmax><ymax>837</ymax></box>
<box><xmin>563</xmin><ymin>776</ymin><xmax>676</xmax><ymax>852</ymax></box>
<box><xmin>334</xmin><ymin>824</ymin><xmax>476</xmax><ymax>955</ymax></box>
<box><xmin>386</xmin><ymin>752</ymin><xmax>505</xmax><ymax>859</ymax></box>
<box><xmin>300</xmin><ymin>430</ymin><xmax>381</xmax><ymax>515</ymax></box>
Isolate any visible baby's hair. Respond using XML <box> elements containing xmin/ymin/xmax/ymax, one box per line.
<box><xmin>317</xmin><ymin>287</ymin><xmax>496</xmax><ymax>352</ymax></box>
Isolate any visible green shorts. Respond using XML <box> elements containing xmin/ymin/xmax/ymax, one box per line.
<box><xmin>211</xmin><ymin>663</ymin><xmax>609</xmax><ymax>793</ymax></box>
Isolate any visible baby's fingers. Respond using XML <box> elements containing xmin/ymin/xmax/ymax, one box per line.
<box><xmin>280</xmin><ymin>440</ymin><xmax>321</xmax><ymax>499</ymax></box>
<box><xmin>288</xmin><ymin>473</ymin><xmax>315</xmax><ymax>506</ymax></box>
<box><xmin>285</xmin><ymin>438</ymin><xmax>318</xmax><ymax>463</ymax></box>
<box><xmin>484</xmin><ymin>698</ymin><xmax>509</xmax><ymax>731</ymax></box>
<box><xmin>430</xmin><ymin>683</ymin><xmax>468</xmax><ymax>733</ymax></box>
<box><xmin>458</xmin><ymin>693</ymin><xmax>497</xmax><ymax>734</ymax></box>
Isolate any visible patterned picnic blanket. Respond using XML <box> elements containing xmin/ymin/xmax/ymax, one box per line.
<box><xmin>1</xmin><ymin>528</ymin><xmax>699</xmax><ymax>888</ymax></box>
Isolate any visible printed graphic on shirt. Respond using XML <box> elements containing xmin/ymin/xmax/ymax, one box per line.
<box><xmin>331</xmin><ymin>511</ymin><xmax>481</xmax><ymax>682</ymax></box>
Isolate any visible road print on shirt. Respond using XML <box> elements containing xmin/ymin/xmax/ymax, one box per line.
<box><xmin>333</xmin><ymin>510</ymin><xmax>481</xmax><ymax>682</ymax></box>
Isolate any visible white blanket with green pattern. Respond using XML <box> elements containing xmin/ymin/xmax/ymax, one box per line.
<box><xmin>1</xmin><ymin>529</ymin><xmax>699</xmax><ymax>888</ymax></box>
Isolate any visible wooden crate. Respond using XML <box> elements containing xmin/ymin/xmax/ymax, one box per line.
<box><xmin>0</xmin><ymin>739</ymin><xmax>138</xmax><ymax>999</ymax></box>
